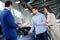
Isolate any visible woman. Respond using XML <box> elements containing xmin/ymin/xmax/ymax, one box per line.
<box><xmin>44</xmin><ymin>6</ymin><xmax>60</xmax><ymax>40</ymax></box>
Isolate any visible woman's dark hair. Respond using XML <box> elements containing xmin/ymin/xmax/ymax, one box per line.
<box><xmin>5</xmin><ymin>1</ymin><xmax>12</xmax><ymax>7</ymax></box>
<box><xmin>44</xmin><ymin>6</ymin><xmax>56</xmax><ymax>17</ymax></box>
<box><xmin>44</xmin><ymin>6</ymin><xmax>53</xmax><ymax>13</ymax></box>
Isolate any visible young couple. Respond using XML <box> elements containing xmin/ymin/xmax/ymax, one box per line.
<box><xmin>28</xmin><ymin>6</ymin><xmax>60</xmax><ymax>40</ymax></box>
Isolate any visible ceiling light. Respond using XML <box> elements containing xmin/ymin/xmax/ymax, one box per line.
<box><xmin>15</xmin><ymin>1</ymin><xmax>20</xmax><ymax>4</ymax></box>
<box><xmin>25</xmin><ymin>8</ymin><xmax>28</xmax><ymax>11</ymax></box>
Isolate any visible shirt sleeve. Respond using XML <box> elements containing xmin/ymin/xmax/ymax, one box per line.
<box><xmin>29</xmin><ymin>18</ymin><xmax>35</xmax><ymax>32</ymax></box>
<box><xmin>42</xmin><ymin>14</ymin><xmax>46</xmax><ymax>21</ymax></box>
<box><xmin>47</xmin><ymin>14</ymin><xmax>56</xmax><ymax>26</ymax></box>
<box><xmin>47</xmin><ymin>14</ymin><xmax>50</xmax><ymax>22</ymax></box>
<box><xmin>41</xmin><ymin>14</ymin><xmax>47</xmax><ymax>26</ymax></box>
<box><xmin>6</xmin><ymin>11</ymin><xmax>18</xmax><ymax>29</ymax></box>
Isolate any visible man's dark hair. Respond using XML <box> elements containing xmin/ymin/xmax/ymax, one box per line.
<box><xmin>32</xmin><ymin>6</ymin><xmax>38</xmax><ymax>10</ymax></box>
<box><xmin>5</xmin><ymin>1</ymin><xmax>12</xmax><ymax>7</ymax></box>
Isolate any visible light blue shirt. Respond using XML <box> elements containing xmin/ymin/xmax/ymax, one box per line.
<box><xmin>29</xmin><ymin>13</ymin><xmax>47</xmax><ymax>34</ymax></box>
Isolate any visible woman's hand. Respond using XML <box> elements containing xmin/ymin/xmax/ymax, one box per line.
<box><xmin>44</xmin><ymin>20</ymin><xmax>48</xmax><ymax>24</ymax></box>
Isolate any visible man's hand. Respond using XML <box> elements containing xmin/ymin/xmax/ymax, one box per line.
<box><xmin>16</xmin><ymin>28</ymin><xmax>19</xmax><ymax>30</ymax></box>
<box><xmin>28</xmin><ymin>32</ymin><xmax>32</xmax><ymax>35</ymax></box>
<box><xmin>18</xmin><ymin>24</ymin><xmax>22</xmax><ymax>28</ymax></box>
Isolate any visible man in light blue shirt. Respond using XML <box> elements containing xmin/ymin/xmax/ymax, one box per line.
<box><xmin>28</xmin><ymin>7</ymin><xmax>48</xmax><ymax>40</ymax></box>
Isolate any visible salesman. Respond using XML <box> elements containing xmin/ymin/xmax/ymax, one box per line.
<box><xmin>0</xmin><ymin>1</ymin><xmax>21</xmax><ymax>40</ymax></box>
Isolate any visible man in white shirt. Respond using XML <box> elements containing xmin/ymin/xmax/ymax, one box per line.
<box><xmin>28</xmin><ymin>7</ymin><xmax>48</xmax><ymax>40</ymax></box>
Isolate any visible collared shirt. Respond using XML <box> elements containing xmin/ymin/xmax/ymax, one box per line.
<box><xmin>5</xmin><ymin>7</ymin><xmax>10</xmax><ymax>10</ymax></box>
<box><xmin>29</xmin><ymin>13</ymin><xmax>47</xmax><ymax>34</ymax></box>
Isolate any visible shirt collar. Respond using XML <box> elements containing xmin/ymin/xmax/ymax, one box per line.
<box><xmin>5</xmin><ymin>7</ymin><xmax>9</xmax><ymax>10</ymax></box>
<box><xmin>35</xmin><ymin>12</ymin><xmax>40</xmax><ymax>16</ymax></box>
<box><xmin>47</xmin><ymin>12</ymin><xmax>50</xmax><ymax>15</ymax></box>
